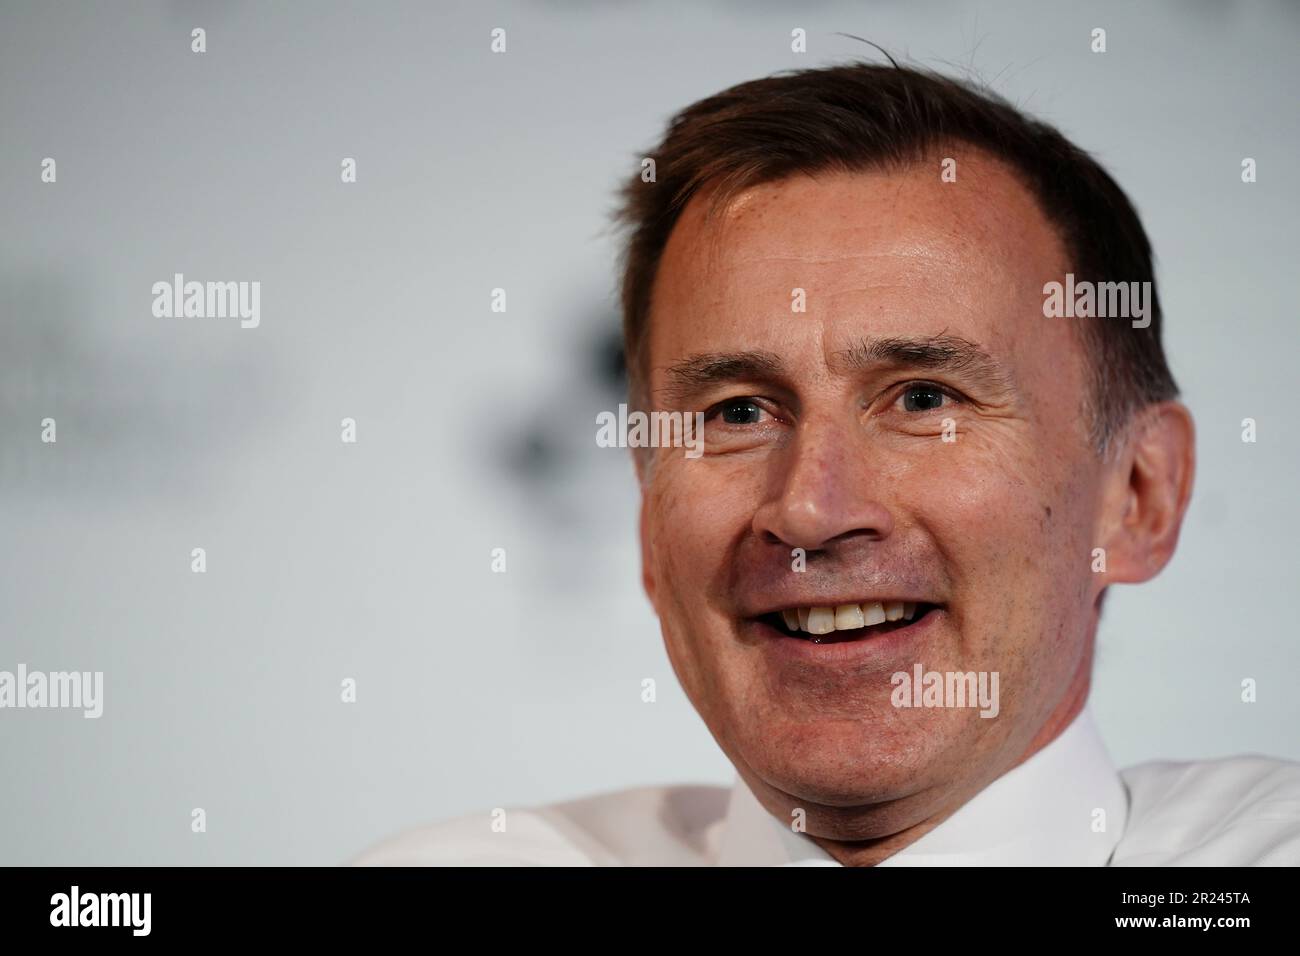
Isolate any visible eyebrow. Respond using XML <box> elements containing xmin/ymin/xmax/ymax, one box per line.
<box><xmin>832</xmin><ymin>334</ymin><xmax>1015</xmax><ymax>393</ymax></box>
<box><xmin>659</xmin><ymin>351</ymin><xmax>786</xmax><ymax>404</ymax></box>
<box><xmin>656</xmin><ymin>334</ymin><xmax>1014</xmax><ymax>404</ymax></box>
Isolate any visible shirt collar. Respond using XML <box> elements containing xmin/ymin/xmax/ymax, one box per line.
<box><xmin>714</xmin><ymin>705</ymin><xmax>1127</xmax><ymax>866</ymax></box>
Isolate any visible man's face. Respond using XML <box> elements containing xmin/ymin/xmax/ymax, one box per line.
<box><xmin>638</xmin><ymin>152</ymin><xmax>1111</xmax><ymax>839</ymax></box>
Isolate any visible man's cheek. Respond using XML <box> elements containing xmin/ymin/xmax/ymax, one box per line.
<box><xmin>909</xmin><ymin>466</ymin><xmax>1050</xmax><ymax>622</ymax></box>
<box><xmin>915</xmin><ymin>469</ymin><xmax>1035</xmax><ymax>554</ymax></box>
<box><xmin>647</xmin><ymin>474</ymin><xmax>726</xmax><ymax>591</ymax></box>
<box><xmin>654</xmin><ymin>462</ymin><xmax>744</xmax><ymax>532</ymax></box>
<box><xmin>931</xmin><ymin>452</ymin><xmax>1095</xmax><ymax>609</ymax></box>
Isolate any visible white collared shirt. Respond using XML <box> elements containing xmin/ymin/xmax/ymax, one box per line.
<box><xmin>354</xmin><ymin>707</ymin><xmax>1300</xmax><ymax>866</ymax></box>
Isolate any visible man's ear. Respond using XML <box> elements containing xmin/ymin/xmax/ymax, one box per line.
<box><xmin>1096</xmin><ymin>401</ymin><xmax>1196</xmax><ymax>585</ymax></box>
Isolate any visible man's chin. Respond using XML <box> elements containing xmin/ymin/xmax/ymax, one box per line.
<box><xmin>739</xmin><ymin>755</ymin><xmax>947</xmax><ymax>843</ymax></box>
<box><xmin>732</xmin><ymin>721</ymin><xmax>943</xmax><ymax>811</ymax></box>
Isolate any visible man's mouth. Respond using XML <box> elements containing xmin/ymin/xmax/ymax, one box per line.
<box><xmin>759</xmin><ymin>602</ymin><xmax>940</xmax><ymax>644</ymax></box>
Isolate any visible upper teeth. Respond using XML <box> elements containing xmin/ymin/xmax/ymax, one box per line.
<box><xmin>781</xmin><ymin>602</ymin><xmax>916</xmax><ymax>635</ymax></box>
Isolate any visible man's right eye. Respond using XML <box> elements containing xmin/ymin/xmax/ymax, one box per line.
<box><xmin>708</xmin><ymin>398</ymin><xmax>764</xmax><ymax>425</ymax></box>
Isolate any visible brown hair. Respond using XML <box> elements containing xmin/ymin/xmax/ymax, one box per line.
<box><xmin>612</xmin><ymin>60</ymin><xmax>1178</xmax><ymax>452</ymax></box>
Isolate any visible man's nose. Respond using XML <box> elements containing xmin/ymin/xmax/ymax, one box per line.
<box><xmin>751</xmin><ymin>416</ymin><xmax>895</xmax><ymax>552</ymax></box>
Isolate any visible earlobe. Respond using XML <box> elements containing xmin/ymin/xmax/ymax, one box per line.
<box><xmin>1099</xmin><ymin>402</ymin><xmax>1196</xmax><ymax>585</ymax></box>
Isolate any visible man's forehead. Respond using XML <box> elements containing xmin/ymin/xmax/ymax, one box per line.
<box><xmin>642</xmin><ymin>154</ymin><xmax>1086</xmax><ymax>408</ymax></box>
<box><xmin>645</xmin><ymin>155</ymin><xmax>1077</xmax><ymax>389</ymax></box>
<box><xmin>657</xmin><ymin>155</ymin><xmax>1064</xmax><ymax>298</ymax></box>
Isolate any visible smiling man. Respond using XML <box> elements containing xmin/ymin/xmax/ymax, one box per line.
<box><xmin>358</xmin><ymin>61</ymin><xmax>1300</xmax><ymax>866</ymax></box>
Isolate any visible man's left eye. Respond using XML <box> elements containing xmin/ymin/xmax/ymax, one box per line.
<box><xmin>712</xmin><ymin>398</ymin><xmax>764</xmax><ymax>425</ymax></box>
<box><xmin>900</xmin><ymin>384</ymin><xmax>948</xmax><ymax>412</ymax></box>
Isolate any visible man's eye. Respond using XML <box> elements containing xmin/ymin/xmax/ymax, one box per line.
<box><xmin>710</xmin><ymin>398</ymin><xmax>764</xmax><ymax>425</ymax></box>
<box><xmin>900</xmin><ymin>384</ymin><xmax>948</xmax><ymax>412</ymax></box>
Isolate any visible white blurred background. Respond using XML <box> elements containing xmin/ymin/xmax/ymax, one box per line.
<box><xmin>1</xmin><ymin>0</ymin><xmax>1296</xmax><ymax>864</ymax></box>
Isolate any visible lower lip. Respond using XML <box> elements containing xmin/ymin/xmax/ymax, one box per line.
<box><xmin>747</xmin><ymin>608</ymin><xmax>944</xmax><ymax>666</ymax></box>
